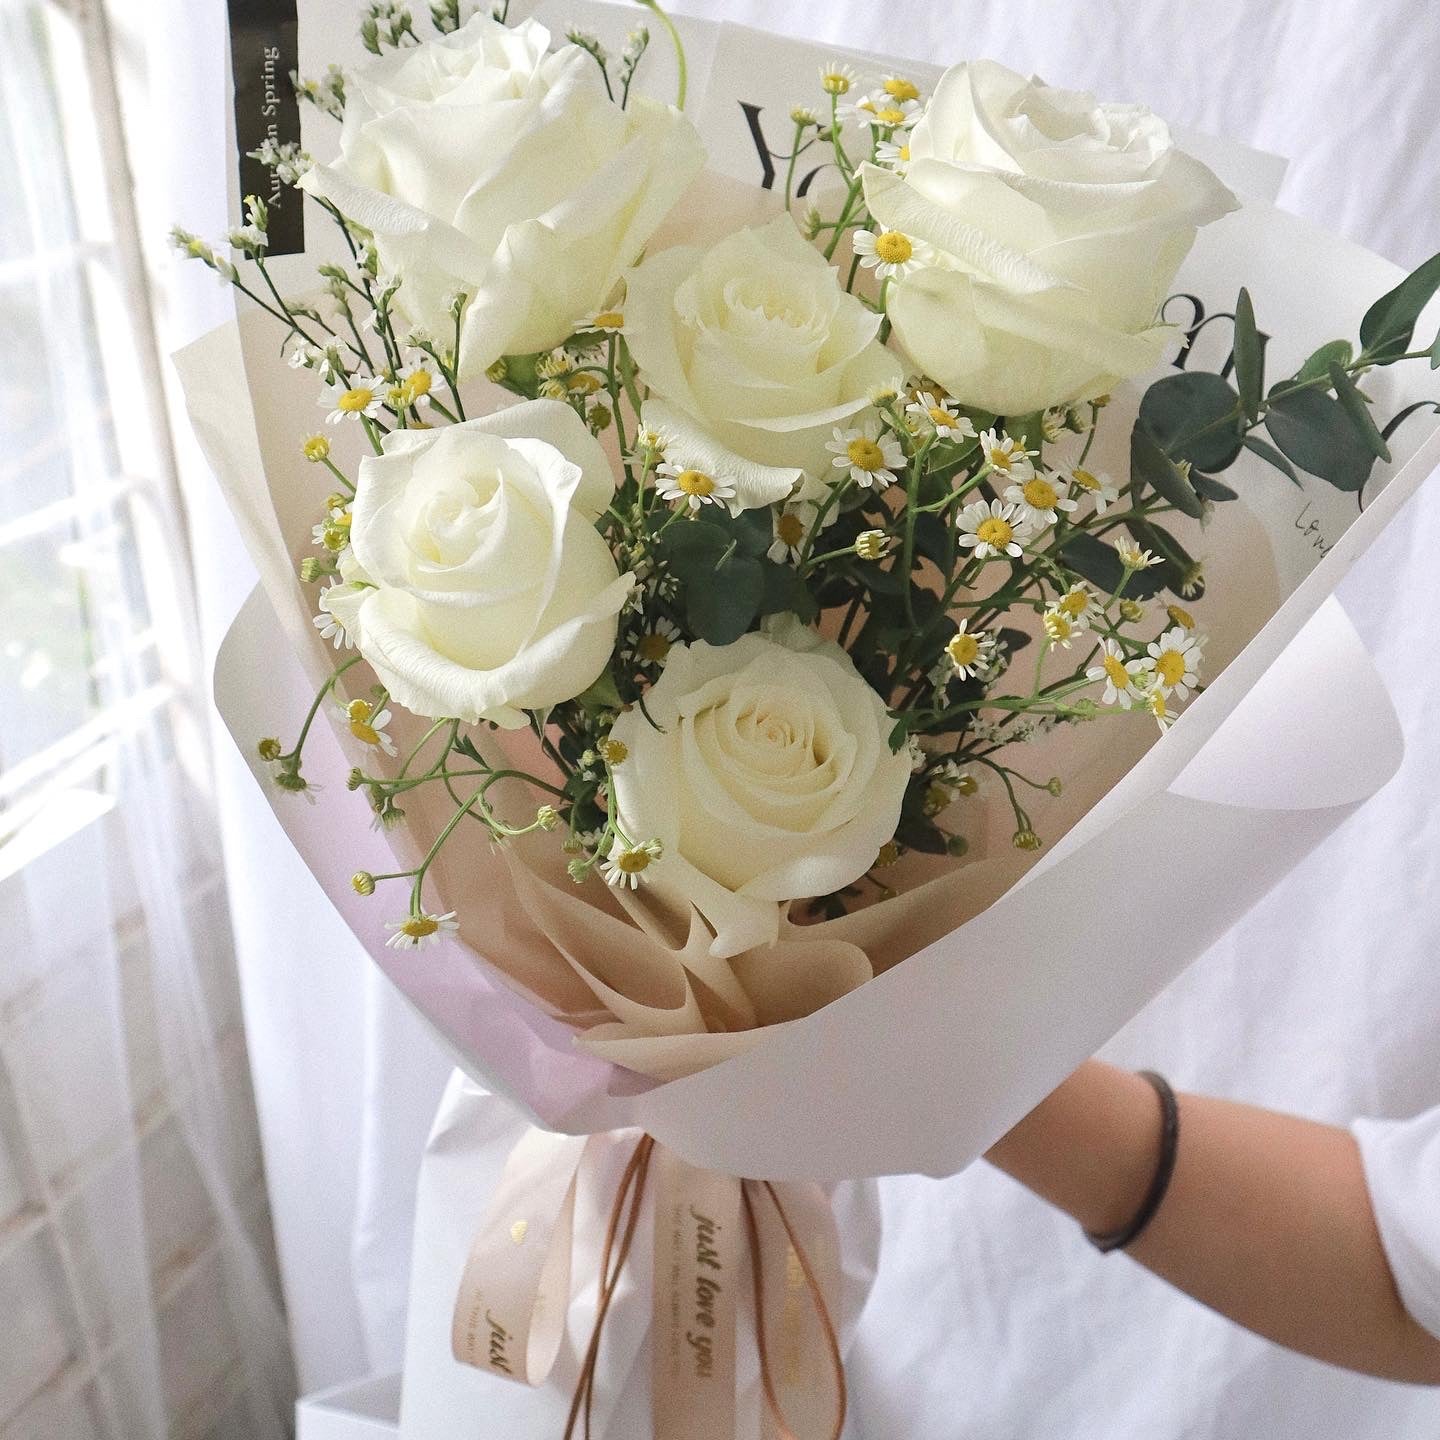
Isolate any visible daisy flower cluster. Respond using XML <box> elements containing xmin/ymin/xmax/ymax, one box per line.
<box><xmin>189</xmin><ymin>2</ymin><xmax>1440</xmax><ymax>954</ymax></box>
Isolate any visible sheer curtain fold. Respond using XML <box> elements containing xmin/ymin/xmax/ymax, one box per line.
<box><xmin>0</xmin><ymin>1</ymin><xmax>293</xmax><ymax>1435</ymax></box>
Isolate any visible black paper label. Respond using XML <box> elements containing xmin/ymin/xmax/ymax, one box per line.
<box><xmin>228</xmin><ymin>0</ymin><xmax>305</xmax><ymax>255</ymax></box>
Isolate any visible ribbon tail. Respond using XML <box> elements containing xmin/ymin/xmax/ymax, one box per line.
<box><xmin>651</xmin><ymin>1147</ymin><xmax>743</xmax><ymax>1440</ymax></box>
<box><xmin>451</xmin><ymin>1127</ymin><xmax>591</xmax><ymax>1386</ymax></box>
<box><xmin>745</xmin><ymin>1180</ymin><xmax>846</xmax><ymax>1440</ymax></box>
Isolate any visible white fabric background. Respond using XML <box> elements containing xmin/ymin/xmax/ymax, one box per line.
<box><xmin>163</xmin><ymin>0</ymin><xmax>1440</xmax><ymax>1433</ymax></box>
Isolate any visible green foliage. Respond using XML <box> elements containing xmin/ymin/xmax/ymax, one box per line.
<box><xmin>1264</xmin><ymin>386</ymin><xmax>1376</xmax><ymax>491</ymax></box>
<box><xmin>1232</xmin><ymin>288</ymin><xmax>1264</xmax><ymax>423</ymax></box>
<box><xmin>1359</xmin><ymin>251</ymin><xmax>1440</xmax><ymax>363</ymax></box>
<box><xmin>1137</xmin><ymin>371</ymin><xmax>1244</xmax><ymax>473</ymax></box>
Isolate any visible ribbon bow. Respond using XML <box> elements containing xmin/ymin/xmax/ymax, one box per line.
<box><xmin>451</xmin><ymin>1128</ymin><xmax>847</xmax><ymax>1440</ymax></box>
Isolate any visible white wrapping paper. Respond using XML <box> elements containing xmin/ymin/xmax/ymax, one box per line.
<box><xmin>184</xmin><ymin>6</ymin><xmax>1440</xmax><ymax>1436</ymax></box>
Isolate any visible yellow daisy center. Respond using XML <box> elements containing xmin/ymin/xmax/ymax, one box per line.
<box><xmin>1103</xmin><ymin>654</ymin><xmax>1130</xmax><ymax>689</ymax></box>
<box><xmin>338</xmin><ymin>386</ymin><xmax>374</xmax><ymax>413</ymax></box>
<box><xmin>928</xmin><ymin>406</ymin><xmax>953</xmax><ymax>427</ymax></box>
<box><xmin>1021</xmin><ymin>478</ymin><xmax>1060</xmax><ymax>510</ymax></box>
<box><xmin>975</xmin><ymin>516</ymin><xmax>1014</xmax><ymax>549</ymax></box>
<box><xmin>675</xmin><ymin>468</ymin><xmax>716</xmax><ymax>496</ymax></box>
<box><xmin>898</xmin><ymin>143</ymin><xmax>911</xmax><ymax>162</ymax></box>
<box><xmin>616</xmin><ymin>848</ymin><xmax>653</xmax><ymax>875</ymax></box>
<box><xmin>776</xmin><ymin>512</ymin><xmax>806</xmax><ymax>547</ymax></box>
<box><xmin>822</xmin><ymin>72</ymin><xmax>852</xmax><ymax>95</ymax></box>
<box><xmin>874</xmin><ymin>231</ymin><xmax>913</xmax><ymax>265</ymax></box>
<box><xmin>874</xmin><ymin>106</ymin><xmax>908</xmax><ymax>126</ymax></box>
<box><xmin>345</xmin><ymin>699</ymin><xmax>369</xmax><ymax>721</ymax></box>
<box><xmin>597</xmin><ymin>737</ymin><xmax>628</xmax><ymax>766</ymax></box>
<box><xmin>592</xmin><ymin>311</ymin><xmax>624</xmax><ymax>330</ymax></box>
<box><xmin>1166</xmin><ymin>604</ymin><xmax>1196</xmax><ymax>630</ymax></box>
<box><xmin>1059</xmin><ymin>590</ymin><xmax>1088</xmax><ymax>619</ymax></box>
<box><xmin>884</xmin><ymin>77</ymin><xmax>920</xmax><ymax>102</ymax></box>
<box><xmin>638</xmin><ymin>632</ymin><xmax>673</xmax><ymax>663</ymax></box>
<box><xmin>567</xmin><ymin>372</ymin><xmax>603</xmax><ymax>395</ymax></box>
<box><xmin>350</xmin><ymin>719</ymin><xmax>381</xmax><ymax>746</ymax></box>
<box><xmin>1156</xmin><ymin>650</ymin><xmax>1188</xmax><ymax>687</ymax></box>
<box><xmin>947</xmin><ymin>633</ymin><xmax>980</xmax><ymax>667</ymax></box>
<box><xmin>1045</xmin><ymin>613</ymin><xmax>1074</xmax><ymax>640</ymax></box>
<box><xmin>1070</xmin><ymin>467</ymin><xmax>1100</xmax><ymax>491</ymax></box>
<box><xmin>847</xmin><ymin>437</ymin><xmax>886</xmax><ymax>471</ymax></box>
<box><xmin>401</xmin><ymin>915</ymin><xmax>439</xmax><ymax>939</ymax></box>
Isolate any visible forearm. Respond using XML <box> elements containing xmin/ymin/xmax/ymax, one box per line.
<box><xmin>985</xmin><ymin>1061</ymin><xmax>1440</xmax><ymax>1385</ymax></box>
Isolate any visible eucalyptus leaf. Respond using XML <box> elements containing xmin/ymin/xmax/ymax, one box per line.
<box><xmin>574</xmin><ymin>670</ymin><xmax>622</xmax><ymax>711</ymax></box>
<box><xmin>1137</xmin><ymin>371</ymin><xmax>1243</xmax><ymax>472</ymax></box>
<box><xmin>1291</xmin><ymin>338</ymin><xmax>1353</xmax><ymax>388</ymax></box>
<box><xmin>1264</xmin><ymin>387</ymin><xmax>1375</xmax><ymax>491</ymax></box>
<box><xmin>758</xmin><ymin>561</ymin><xmax>817</xmax><ymax>620</ymax></box>
<box><xmin>1327</xmin><ymin>362</ymin><xmax>1391</xmax><ymax>462</ymax></box>
<box><xmin>1233</xmin><ymin>287</ymin><xmax>1263</xmax><ymax>422</ymax></box>
<box><xmin>1359</xmin><ymin>250</ymin><xmax>1440</xmax><ymax>362</ymax></box>
<box><xmin>895</xmin><ymin>814</ymin><xmax>950</xmax><ymax>855</ymax></box>
<box><xmin>1131</xmin><ymin>425</ymin><xmax>1205</xmax><ymax>518</ymax></box>
<box><xmin>1191</xmin><ymin>472</ymin><xmax>1238</xmax><ymax>503</ymax></box>
<box><xmin>1240</xmin><ymin>434</ymin><xmax>1302</xmax><ymax>487</ymax></box>
<box><xmin>685</xmin><ymin>556</ymin><xmax>764</xmax><ymax>643</ymax></box>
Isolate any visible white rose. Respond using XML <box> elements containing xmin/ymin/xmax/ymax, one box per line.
<box><xmin>301</xmin><ymin>15</ymin><xmax>702</xmax><ymax>376</ymax></box>
<box><xmin>862</xmin><ymin>60</ymin><xmax>1237</xmax><ymax>416</ymax></box>
<box><xmin>325</xmin><ymin>400</ymin><xmax>631</xmax><ymax>726</ymax></box>
<box><xmin>625</xmin><ymin>215</ymin><xmax>903</xmax><ymax>503</ymax></box>
<box><xmin>609</xmin><ymin>627</ymin><xmax>911</xmax><ymax>958</ymax></box>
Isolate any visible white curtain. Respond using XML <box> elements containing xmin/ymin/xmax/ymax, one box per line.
<box><xmin>0</xmin><ymin>1</ymin><xmax>293</xmax><ymax>1436</ymax></box>
<box><xmin>159</xmin><ymin>0</ymin><xmax>1440</xmax><ymax>1433</ymax></box>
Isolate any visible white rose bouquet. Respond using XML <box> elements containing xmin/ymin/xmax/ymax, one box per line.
<box><xmin>176</xmin><ymin>4</ymin><xmax>1440</xmax><ymax>1435</ymax></box>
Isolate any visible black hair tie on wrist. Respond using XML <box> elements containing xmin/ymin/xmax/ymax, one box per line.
<box><xmin>1086</xmin><ymin>1070</ymin><xmax>1180</xmax><ymax>1254</ymax></box>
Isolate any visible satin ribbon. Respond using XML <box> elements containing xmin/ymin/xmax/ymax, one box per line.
<box><xmin>452</xmin><ymin>1129</ymin><xmax>846</xmax><ymax>1440</ymax></box>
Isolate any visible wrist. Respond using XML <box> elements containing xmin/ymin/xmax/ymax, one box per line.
<box><xmin>985</xmin><ymin>1061</ymin><xmax>1167</xmax><ymax>1236</ymax></box>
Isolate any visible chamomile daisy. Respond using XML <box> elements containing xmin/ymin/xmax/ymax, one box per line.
<box><xmin>1064</xmin><ymin>465</ymin><xmax>1121</xmax><ymax>514</ymax></box>
<box><xmin>384</xmin><ymin>360</ymin><xmax>434</xmax><ymax>411</ymax></box>
<box><xmin>827</xmin><ymin>423</ymin><xmax>904</xmax><ymax>490</ymax></box>
<box><xmin>384</xmin><ymin>911</ymin><xmax>459</xmax><ymax>950</ymax></box>
<box><xmin>1117</xmin><ymin>540</ymin><xmax>1163</xmax><ymax>571</ymax></box>
<box><xmin>1146</xmin><ymin>627</ymin><xmax>1204</xmax><ymax>699</ymax></box>
<box><xmin>580</xmin><ymin>306</ymin><xmax>627</xmax><ymax>336</ymax></box>
<box><xmin>655</xmin><ymin>460</ymin><xmax>736</xmax><ymax>512</ymax></box>
<box><xmin>945</xmin><ymin>620</ymin><xmax>996</xmax><ymax>679</ymax></box>
<box><xmin>1053</xmin><ymin>582</ymin><xmax>1097</xmax><ymax>629</ymax></box>
<box><xmin>601</xmin><ymin>838</ymin><xmax>663</xmax><ymax>889</ymax></box>
<box><xmin>1042</xmin><ymin>608</ymin><xmax>1081</xmax><ymax>648</ymax></box>
<box><xmin>905</xmin><ymin>391</ymin><xmax>977</xmax><ymax>442</ymax></box>
<box><xmin>819</xmin><ymin>61</ymin><xmax>858</xmax><ymax>96</ymax></box>
<box><xmin>979</xmin><ymin>428</ymin><xmax>1038</xmax><ymax>483</ymax></box>
<box><xmin>312</xmin><ymin>585</ymin><xmax>353</xmax><ymax>650</ymax></box>
<box><xmin>768</xmin><ymin>501</ymin><xmax>817</xmax><ymax>564</ymax></box>
<box><xmin>342</xmin><ymin>697</ymin><xmax>398</xmax><ymax>757</ymax></box>
<box><xmin>875</xmin><ymin>138</ymin><xmax>912</xmax><ymax>171</ymax></box>
<box><xmin>321</xmin><ymin>376</ymin><xmax>384</xmax><ymax>426</ymax></box>
<box><xmin>1086</xmin><ymin>638</ymin><xmax>1153</xmax><ymax>709</ymax></box>
<box><xmin>1004</xmin><ymin>471</ymin><xmax>1079</xmax><ymax>529</ymax></box>
<box><xmin>1142</xmin><ymin>683</ymin><xmax>1178</xmax><ymax>733</ymax></box>
<box><xmin>956</xmin><ymin>498</ymin><xmax>1029</xmax><ymax>560</ymax></box>
<box><xmin>881</xmin><ymin>74</ymin><xmax>922</xmax><ymax>103</ymax></box>
<box><xmin>852</xmin><ymin>228</ymin><xmax>931</xmax><ymax>280</ymax></box>
<box><xmin>623</xmin><ymin>617</ymin><xmax>681</xmax><ymax>667</ymax></box>
<box><xmin>844</xmin><ymin>92</ymin><xmax>921</xmax><ymax>130</ymax></box>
